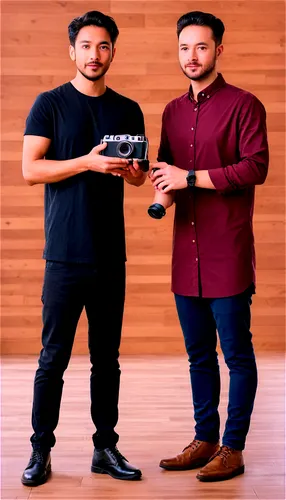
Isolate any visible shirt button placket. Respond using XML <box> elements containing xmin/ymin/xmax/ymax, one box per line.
<box><xmin>193</xmin><ymin>106</ymin><xmax>200</xmax><ymax>265</ymax></box>
<box><xmin>190</xmin><ymin>221</ymin><xmax>199</xmax><ymax>269</ymax></box>
<box><xmin>189</xmin><ymin>105</ymin><xmax>199</xmax><ymax>166</ymax></box>
<box><xmin>190</xmin><ymin>112</ymin><xmax>196</xmax><ymax>165</ymax></box>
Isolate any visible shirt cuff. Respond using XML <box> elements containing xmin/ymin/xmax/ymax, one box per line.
<box><xmin>208</xmin><ymin>168</ymin><xmax>232</xmax><ymax>194</ymax></box>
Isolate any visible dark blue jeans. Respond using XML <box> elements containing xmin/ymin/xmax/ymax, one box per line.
<box><xmin>31</xmin><ymin>260</ymin><xmax>126</xmax><ymax>452</ymax></box>
<box><xmin>175</xmin><ymin>285</ymin><xmax>257</xmax><ymax>451</ymax></box>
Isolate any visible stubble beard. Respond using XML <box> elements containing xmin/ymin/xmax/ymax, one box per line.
<box><xmin>182</xmin><ymin>60</ymin><xmax>216</xmax><ymax>82</ymax></box>
<box><xmin>77</xmin><ymin>64</ymin><xmax>109</xmax><ymax>82</ymax></box>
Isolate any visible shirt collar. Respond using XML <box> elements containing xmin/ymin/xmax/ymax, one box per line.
<box><xmin>188</xmin><ymin>73</ymin><xmax>226</xmax><ymax>103</ymax></box>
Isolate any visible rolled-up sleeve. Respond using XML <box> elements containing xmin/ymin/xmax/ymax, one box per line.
<box><xmin>209</xmin><ymin>94</ymin><xmax>269</xmax><ymax>193</ymax></box>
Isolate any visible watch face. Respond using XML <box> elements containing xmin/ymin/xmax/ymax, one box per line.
<box><xmin>187</xmin><ymin>170</ymin><xmax>196</xmax><ymax>187</ymax></box>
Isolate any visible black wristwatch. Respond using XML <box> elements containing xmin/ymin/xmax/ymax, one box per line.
<box><xmin>186</xmin><ymin>169</ymin><xmax>196</xmax><ymax>188</ymax></box>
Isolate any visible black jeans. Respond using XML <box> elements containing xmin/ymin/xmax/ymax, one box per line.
<box><xmin>31</xmin><ymin>260</ymin><xmax>126</xmax><ymax>451</ymax></box>
<box><xmin>175</xmin><ymin>285</ymin><xmax>257</xmax><ymax>451</ymax></box>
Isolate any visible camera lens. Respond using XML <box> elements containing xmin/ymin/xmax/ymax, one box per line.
<box><xmin>116</xmin><ymin>141</ymin><xmax>134</xmax><ymax>158</ymax></box>
<box><xmin>148</xmin><ymin>203</ymin><xmax>166</xmax><ymax>219</ymax></box>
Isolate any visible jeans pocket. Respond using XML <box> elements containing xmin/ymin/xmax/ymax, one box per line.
<box><xmin>45</xmin><ymin>260</ymin><xmax>67</xmax><ymax>272</ymax></box>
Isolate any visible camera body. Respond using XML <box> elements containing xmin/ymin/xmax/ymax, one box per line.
<box><xmin>100</xmin><ymin>134</ymin><xmax>149</xmax><ymax>171</ymax></box>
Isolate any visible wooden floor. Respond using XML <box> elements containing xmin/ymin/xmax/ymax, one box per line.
<box><xmin>1</xmin><ymin>354</ymin><xmax>285</xmax><ymax>500</ymax></box>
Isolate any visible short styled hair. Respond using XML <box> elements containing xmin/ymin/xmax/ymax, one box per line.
<box><xmin>68</xmin><ymin>11</ymin><xmax>119</xmax><ymax>47</ymax></box>
<box><xmin>177</xmin><ymin>11</ymin><xmax>225</xmax><ymax>45</ymax></box>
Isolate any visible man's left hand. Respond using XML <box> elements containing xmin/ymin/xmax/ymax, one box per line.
<box><xmin>150</xmin><ymin>162</ymin><xmax>188</xmax><ymax>193</ymax></box>
<box><xmin>112</xmin><ymin>160</ymin><xmax>147</xmax><ymax>186</ymax></box>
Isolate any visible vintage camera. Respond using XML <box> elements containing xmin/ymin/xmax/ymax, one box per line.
<box><xmin>100</xmin><ymin>134</ymin><xmax>149</xmax><ymax>171</ymax></box>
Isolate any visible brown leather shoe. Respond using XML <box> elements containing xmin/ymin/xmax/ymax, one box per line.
<box><xmin>196</xmin><ymin>445</ymin><xmax>245</xmax><ymax>481</ymax></box>
<box><xmin>159</xmin><ymin>440</ymin><xmax>220</xmax><ymax>471</ymax></box>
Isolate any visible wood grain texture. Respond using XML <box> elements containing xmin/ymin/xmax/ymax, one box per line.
<box><xmin>1</xmin><ymin>0</ymin><xmax>285</xmax><ymax>354</ymax></box>
<box><xmin>1</xmin><ymin>354</ymin><xmax>285</xmax><ymax>499</ymax></box>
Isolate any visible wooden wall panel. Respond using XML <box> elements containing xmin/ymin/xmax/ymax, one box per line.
<box><xmin>1</xmin><ymin>0</ymin><xmax>285</xmax><ymax>354</ymax></box>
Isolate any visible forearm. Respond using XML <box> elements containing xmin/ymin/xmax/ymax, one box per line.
<box><xmin>208</xmin><ymin>157</ymin><xmax>268</xmax><ymax>194</ymax></box>
<box><xmin>195</xmin><ymin>170</ymin><xmax>215</xmax><ymax>189</ymax></box>
<box><xmin>23</xmin><ymin>156</ymin><xmax>88</xmax><ymax>185</ymax></box>
<box><xmin>208</xmin><ymin>95</ymin><xmax>269</xmax><ymax>194</ymax></box>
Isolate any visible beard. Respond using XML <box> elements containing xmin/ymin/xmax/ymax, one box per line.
<box><xmin>182</xmin><ymin>58</ymin><xmax>216</xmax><ymax>82</ymax></box>
<box><xmin>77</xmin><ymin>64</ymin><xmax>109</xmax><ymax>82</ymax></box>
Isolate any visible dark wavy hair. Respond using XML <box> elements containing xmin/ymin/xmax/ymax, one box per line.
<box><xmin>68</xmin><ymin>11</ymin><xmax>119</xmax><ymax>47</ymax></box>
<box><xmin>177</xmin><ymin>11</ymin><xmax>225</xmax><ymax>45</ymax></box>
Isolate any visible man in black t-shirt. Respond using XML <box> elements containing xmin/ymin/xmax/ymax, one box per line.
<box><xmin>21</xmin><ymin>11</ymin><xmax>147</xmax><ymax>486</ymax></box>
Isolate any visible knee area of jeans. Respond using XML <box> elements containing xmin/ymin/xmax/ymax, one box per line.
<box><xmin>89</xmin><ymin>348</ymin><xmax>119</xmax><ymax>360</ymax></box>
<box><xmin>188</xmin><ymin>351</ymin><xmax>219</xmax><ymax>365</ymax></box>
<box><xmin>38</xmin><ymin>361</ymin><xmax>68</xmax><ymax>377</ymax></box>
<box><xmin>39</xmin><ymin>350</ymin><xmax>70</xmax><ymax>372</ymax></box>
<box><xmin>189</xmin><ymin>360</ymin><xmax>219</xmax><ymax>373</ymax></box>
<box><xmin>220</xmin><ymin>340</ymin><xmax>255</xmax><ymax>357</ymax></box>
<box><xmin>223</xmin><ymin>352</ymin><xmax>257</xmax><ymax>369</ymax></box>
<box><xmin>90</xmin><ymin>358</ymin><xmax>120</xmax><ymax>371</ymax></box>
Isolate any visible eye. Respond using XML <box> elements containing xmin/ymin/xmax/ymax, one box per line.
<box><xmin>100</xmin><ymin>45</ymin><xmax>109</xmax><ymax>50</ymax></box>
<box><xmin>198</xmin><ymin>46</ymin><xmax>207</xmax><ymax>51</ymax></box>
<box><xmin>82</xmin><ymin>45</ymin><xmax>89</xmax><ymax>49</ymax></box>
<box><xmin>180</xmin><ymin>47</ymin><xmax>188</xmax><ymax>51</ymax></box>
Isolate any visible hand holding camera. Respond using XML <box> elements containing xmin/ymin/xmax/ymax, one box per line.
<box><xmin>86</xmin><ymin>142</ymin><xmax>130</xmax><ymax>174</ymax></box>
<box><xmin>95</xmin><ymin>134</ymin><xmax>149</xmax><ymax>186</ymax></box>
<box><xmin>100</xmin><ymin>134</ymin><xmax>149</xmax><ymax>172</ymax></box>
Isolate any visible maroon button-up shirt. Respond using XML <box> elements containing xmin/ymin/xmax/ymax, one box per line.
<box><xmin>158</xmin><ymin>74</ymin><xmax>269</xmax><ymax>298</ymax></box>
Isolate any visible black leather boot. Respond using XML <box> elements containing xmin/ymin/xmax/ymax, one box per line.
<box><xmin>21</xmin><ymin>450</ymin><xmax>51</xmax><ymax>486</ymax></box>
<box><xmin>91</xmin><ymin>446</ymin><xmax>142</xmax><ymax>480</ymax></box>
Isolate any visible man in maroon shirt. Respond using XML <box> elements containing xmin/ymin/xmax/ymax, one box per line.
<box><xmin>151</xmin><ymin>11</ymin><xmax>269</xmax><ymax>482</ymax></box>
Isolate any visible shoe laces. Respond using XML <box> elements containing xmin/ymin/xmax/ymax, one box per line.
<box><xmin>213</xmin><ymin>445</ymin><xmax>233</xmax><ymax>464</ymax></box>
<box><xmin>31</xmin><ymin>450</ymin><xmax>46</xmax><ymax>464</ymax></box>
<box><xmin>182</xmin><ymin>439</ymin><xmax>202</xmax><ymax>453</ymax></box>
<box><xmin>110</xmin><ymin>446</ymin><xmax>128</xmax><ymax>462</ymax></box>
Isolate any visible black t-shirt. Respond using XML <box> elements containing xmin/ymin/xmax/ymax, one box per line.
<box><xmin>24</xmin><ymin>83</ymin><xmax>145</xmax><ymax>264</ymax></box>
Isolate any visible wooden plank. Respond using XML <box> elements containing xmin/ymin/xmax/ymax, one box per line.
<box><xmin>1</xmin><ymin>0</ymin><xmax>285</xmax><ymax>355</ymax></box>
<box><xmin>1</xmin><ymin>354</ymin><xmax>285</xmax><ymax>499</ymax></box>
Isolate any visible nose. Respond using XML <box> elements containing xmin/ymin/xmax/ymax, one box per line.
<box><xmin>189</xmin><ymin>48</ymin><xmax>198</xmax><ymax>61</ymax></box>
<box><xmin>89</xmin><ymin>48</ymin><xmax>100</xmax><ymax>61</ymax></box>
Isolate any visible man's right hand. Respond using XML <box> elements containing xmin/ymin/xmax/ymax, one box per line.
<box><xmin>85</xmin><ymin>142</ymin><xmax>130</xmax><ymax>174</ymax></box>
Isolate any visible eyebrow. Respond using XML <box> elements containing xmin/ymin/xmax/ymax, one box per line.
<box><xmin>78</xmin><ymin>40</ymin><xmax>110</xmax><ymax>45</ymax></box>
<box><xmin>179</xmin><ymin>42</ymin><xmax>209</xmax><ymax>47</ymax></box>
